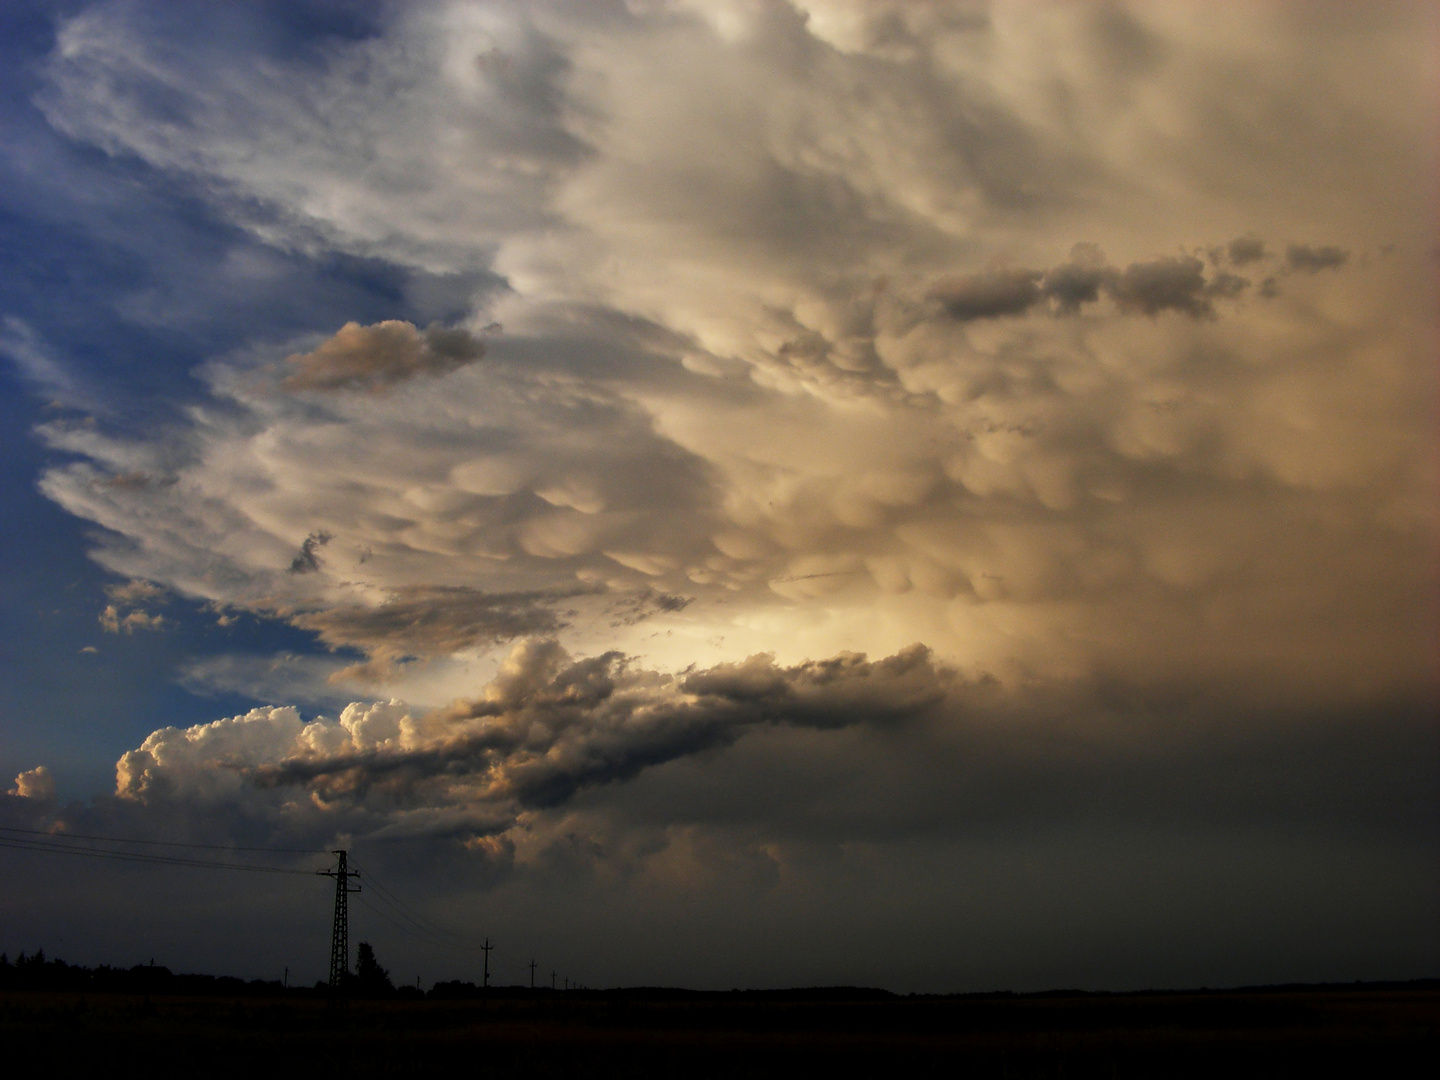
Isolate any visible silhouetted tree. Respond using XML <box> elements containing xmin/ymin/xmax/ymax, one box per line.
<box><xmin>354</xmin><ymin>942</ymin><xmax>393</xmax><ymax>996</ymax></box>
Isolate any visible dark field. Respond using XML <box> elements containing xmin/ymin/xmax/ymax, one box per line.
<box><xmin>3</xmin><ymin>984</ymin><xmax>1436</xmax><ymax>1078</ymax></box>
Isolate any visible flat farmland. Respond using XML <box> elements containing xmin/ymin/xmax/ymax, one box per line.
<box><xmin>3</xmin><ymin>984</ymin><xmax>1435</xmax><ymax>1077</ymax></box>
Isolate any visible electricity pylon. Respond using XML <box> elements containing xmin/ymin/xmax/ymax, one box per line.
<box><xmin>317</xmin><ymin>849</ymin><xmax>361</xmax><ymax>995</ymax></box>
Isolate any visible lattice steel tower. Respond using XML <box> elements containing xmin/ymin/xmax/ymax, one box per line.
<box><xmin>318</xmin><ymin>849</ymin><xmax>360</xmax><ymax>992</ymax></box>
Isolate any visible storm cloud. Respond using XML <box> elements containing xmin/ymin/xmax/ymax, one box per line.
<box><xmin>27</xmin><ymin>0</ymin><xmax>1429</xmax><ymax>698</ymax></box>
<box><xmin>102</xmin><ymin>642</ymin><xmax>952</xmax><ymax>835</ymax></box>
<box><xmin>95</xmin><ymin>639</ymin><xmax>1437</xmax><ymax>854</ymax></box>
<box><xmin>5</xmin><ymin>0</ymin><xmax>1434</xmax><ymax>991</ymax></box>
<box><xmin>28</xmin><ymin>1</ymin><xmax>1431</xmax><ymax>715</ymax></box>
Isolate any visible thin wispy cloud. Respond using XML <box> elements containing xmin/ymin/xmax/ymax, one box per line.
<box><xmin>0</xmin><ymin>316</ymin><xmax>108</xmax><ymax>414</ymax></box>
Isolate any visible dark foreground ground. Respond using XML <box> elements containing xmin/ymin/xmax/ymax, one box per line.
<box><xmin>3</xmin><ymin>983</ymin><xmax>1436</xmax><ymax>1078</ymax></box>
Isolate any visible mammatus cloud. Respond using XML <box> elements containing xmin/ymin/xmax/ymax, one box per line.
<box><xmin>29</xmin><ymin>4</ymin><xmax>1436</xmax><ymax>708</ymax></box>
<box><xmin>282</xmin><ymin>321</ymin><xmax>486</xmax><ymax>393</ymax></box>
<box><xmin>40</xmin><ymin>222</ymin><xmax>1426</xmax><ymax>702</ymax></box>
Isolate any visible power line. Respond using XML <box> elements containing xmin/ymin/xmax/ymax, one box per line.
<box><xmin>2</xmin><ymin>831</ymin><xmax>568</xmax><ymax>986</ymax></box>
<box><xmin>354</xmin><ymin>893</ymin><xmax>441</xmax><ymax>946</ymax></box>
<box><xmin>0</xmin><ymin>835</ymin><xmax>317</xmax><ymax>875</ymax></box>
<box><xmin>353</xmin><ymin>893</ymin><xmax>463</xmax><ymax>954</ymax></box>
<box><xmin>352</xmin><ymin>865</ymin><xmax>451</xmax><ymax>930</ymax></box>
<box><xmin>351</xmin><ymin>865</ymin><xmax>546</xmax><ymax>984</ymax></box>
<box><xmin>350</xmin><ymin>861</ymin><xmax>484</xmax><ymax>952</ymax></box>
<box><xmin>348</xmin><ymin>871</ymin><xmax>496</xmax><ymax>962</ymax></box>
<box><xmin>0</xmin><ymin>825</ymin><xmax>323</xmax><ymax>854</ymax></box>
<box><xmin>358</xmin><ymin>889</ymin><xmax>464</xmax><ymax>951</ymax></box>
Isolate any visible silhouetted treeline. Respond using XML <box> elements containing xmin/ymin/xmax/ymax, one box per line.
<box><xmin>0</xmin><ymin>949</ymin><xmax>310</xmax><ymax>997</ymax></box>
<box><xmin>3</xmin><ymin>948</ymin><xmax>1436</xmax><ymax>1006</ymax></box>
<box><xmin>0</xmin><ymin>941</ymin><xmax>427</xmax><ymax>999</ymax></box>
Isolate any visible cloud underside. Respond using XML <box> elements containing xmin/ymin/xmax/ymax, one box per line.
<box><xmin>115</xmin><ymin>642</ymin><xmax>945</xmax><ymax>821</ymax></box>
<box><xmin>27</xmin><ymin>639</ymin><xmax>1423</xmax><ymax>870</ymax></box>
<box><xmin>26</xmin><ymin>7</ymin><xmax>1436</xmax><ymax>727</ymax></box>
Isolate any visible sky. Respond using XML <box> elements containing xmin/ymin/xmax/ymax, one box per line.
<box><xmin>0</xmin><ymin>0</ymin><xmax>1436</xmax><ymax>994</ymax></box>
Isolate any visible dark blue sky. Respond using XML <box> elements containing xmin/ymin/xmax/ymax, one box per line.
<box><xmin>0</xmin><ymin>0</ymin><xmax>470</xmax><ymax>793</ymax></box>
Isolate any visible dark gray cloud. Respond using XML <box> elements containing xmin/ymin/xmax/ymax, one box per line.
<box><xmin>1206</xmin><ymin>271</ymin><xmax>1249</xmax><ymax>298</ymax></box>
<box><xmin>110</xmin><ymin>637</ymin><xmax>1436</xmax><ymax>852</ymax></box>
<box><xmin>282</xmin><ymin>321</ymin><xmax>485</xmax><ymax>393</ymax></box>
<box><xmin>289</xmin><ymin>586</ymin><xmax>587</xmax><ymax>678</ymax></box>
<box><xmin>932</xmin><ymin>245</ymin><xmax>1278</xmax><ymax>323</ymax></box>
<box><xmin>287</xmin><ymin>531</ymin><xmax>331</xmax><ymax>574</ymax></box>
<box><xmin>1039</xmin><ymin>243</ymin><xmax>1110</xmax><ymax>313</ymax></box>
<box><xmin>257</xmin><ymin>642</ymin><xmax>950</xmax><ymax>812</ymax></box>
<box><xmin>605</xmin><ymin>589</ymin><xmax>693</xmax><ymax>628</ymax></box>
<box><xmin>1286</xmin><ymin>243</ymin><xmax>1349</xmax><ymax>272</ymax></box>
<box><xmin>1227</xmin><ymin>235</ymin><xmax>1267</xmax><ymax>265</ymax></box>
<box><xmin>929</xmin><ymin>270</ymin><xmax>1043</xmax><ymax>321</ymax></box>
<box><xmin>1106</xmin><ymin>255</ymin><xmax>1213</xmax><ymax>317</ymax></box>
<box><xmin>8</xmin><ymin>642</ymin><xmax>1433</xmax><ymax>991</ymax></box>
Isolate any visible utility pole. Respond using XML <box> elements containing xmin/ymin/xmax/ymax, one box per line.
<box><xmin>317</xmin><ymin>850</ymin><xmax>360</xmax><ymax>998</ymax></box>
<box><xmin>481</xmin><ymin>937</ymin><xmax>493</xmax><ymax>990</ymax></box>
<box><xmin>529</xmin><ymin>959</ymin><xmax>537</xmax><ymax>989</ymax></box>
<box><xmin>551</xmin><ymin>970</ymin><xmax>557</xmax><ymax>991</ymax></box>
<box><xmin>283</xmin><ymin>966</ymin><xmax>288</xmax><ymax>988</ymax></box>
